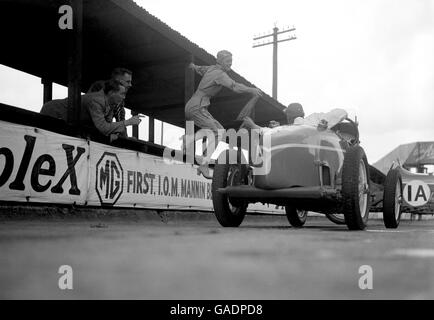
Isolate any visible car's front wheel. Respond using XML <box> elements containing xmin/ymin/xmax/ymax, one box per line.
<box><xmin>212</xmin><ymin>151</ymin><xmax>248</xmax><ymax>227</ymax></box>
<box><xmin>383</xmin><ymin>168</ymin><xmax>402</xmax><ymax>228</ymax></box>
<box><xmin>285</xmin><ymin>206</ymin><xmax>308</xmax><ymax>227</ymax></box>
<box><xmin>342</xmin><ymin>146</ymin><xmax>371</xmax><ymax>230</ymax></box>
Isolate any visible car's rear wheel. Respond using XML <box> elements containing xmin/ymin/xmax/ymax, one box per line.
<box><xmin>325</xmin><ymin>213</ymin><xmax>346</xmax><ymax>225</ymax></box>
<box><xmin>342</xmin><ymin>146</ymin><xmax>371</xmax><ymax>230</ymax></box>
<box><xmin>383</xmin><ymin>168</ymin><xmax>402</xmax><ymax>229</ymax></box>
<box><xmin>285</xmin><ymin>206</ymin><xmax>308</xmax><ymax>227</ymax></box>
<box><xmin>212</xmin><ymin>151</ymin><xmax>248</xmax><ymax>227</ymax></box>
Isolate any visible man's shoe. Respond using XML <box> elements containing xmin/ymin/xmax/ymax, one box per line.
<box><xmin>197</xmin><ymin>165</ymin><xmax>212</xmax><ymax>179</ymax></box>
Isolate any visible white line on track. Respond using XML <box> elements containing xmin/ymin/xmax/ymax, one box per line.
<box><xmin>367</xmin><ymin>229</ymin><xmax>434</xmax><ymax>233</ymax></box>
<box><xmin>389</xmin><ymin>249</ymin><xmax>434</xmax><ymax>258</ymax></box>
<box><xmin>366</xmin><ymin>230</ymin><xmax>400</xmax><ymax>233</ymax></box>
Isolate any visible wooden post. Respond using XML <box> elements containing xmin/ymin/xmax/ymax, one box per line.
<box><xmin>41</xmin><ymin>78</ymin><xmax>53</xmax><ymax>104</ymax></box>
<box><xmin>67</xmin><ymin>0</ymin><xmax>83</xmax><ymax>126</ymax></box>
<box><xmin>148</xmin><ymin>116</ymin><xmax>155</xmax><ymax>143</ymax></box>
<box><xmin>131</xmin><ymin>110</ymin><xmax>139</xmax><ymax>139</ymax></box>
<box><xmin>272</xmin><ymin>26</ymin><xmax>278</xmax><ymax>100</ymax></box>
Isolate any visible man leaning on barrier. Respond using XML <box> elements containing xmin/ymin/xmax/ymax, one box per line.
<box><xmin>40</xmin><ymin>80</ymin><xmax>141</xmax><ymax>140</ymax></box>
<box><xmin>185</xmin><ymin>50</ymin><xmax>263</xmax><ymax>179</ymax></box>
<box><xmin>88</xmin><ymin>67</ymin><xmax>133</xmax><ymax>137</ymax></box>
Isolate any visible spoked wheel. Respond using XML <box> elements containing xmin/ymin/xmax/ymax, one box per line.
<box><xmin>325</xmin><ymin>213</ymin><xmax>346</xmax><ymax>225</ymax></box>
<box><xmin>383</xmin><ymin>168</ymin><xmax>403</xmax><ymax>228</ymax></box>
<box><xmin>342</xmin><ymin>146</ymin><xmax>371</xmax><ymax>230</ymax></box>
<box><xmin>285</xmin><ymin>206</ymin><xmax>308</xmax><ymax>228</ymax></box>
<box><xmin>212</xmin><ymin>151</ymin><xmax>248</xmax><ymax>227</ymax></box>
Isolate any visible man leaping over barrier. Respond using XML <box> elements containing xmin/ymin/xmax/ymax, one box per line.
<box><xmin>185</xmin><ymin>50</ymin><xmax>262</xmax><ymax>179</ymax></box>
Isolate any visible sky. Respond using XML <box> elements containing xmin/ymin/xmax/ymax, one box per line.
<box><xmin>1</xmin><ymin>0</ymin><xmax>433</xmax><ymax>163</ymax></box>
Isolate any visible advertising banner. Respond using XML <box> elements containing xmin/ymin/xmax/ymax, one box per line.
<box><xmin>88</xmin><ymin>141</ymin><xmax>214</xmax><ymax>210</ymax></box>
<box><xmin>0</xmin><ymin>121</ymin><xmax>89</xmax><ymax>204</ymax></box>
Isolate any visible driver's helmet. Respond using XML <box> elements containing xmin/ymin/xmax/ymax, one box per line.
<box><xmin>285</xmin><ymin>103</ymin><xmax>305</xmax><ymax>124</ymax></box>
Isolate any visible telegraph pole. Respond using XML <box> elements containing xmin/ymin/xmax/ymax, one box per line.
<box><xmin>253</xmin><ymin>25</ymin><xmax>296</xmax><ymax>100</ymax></box>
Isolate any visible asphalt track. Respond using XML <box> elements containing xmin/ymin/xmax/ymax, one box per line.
<box><xmin>1</xmin><ymin>213</ymin><xmax>434</xmax><ymax>299</ymax></box>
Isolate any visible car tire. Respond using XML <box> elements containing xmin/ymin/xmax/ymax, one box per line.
<box><xmin>342</xmin><ymin>146</ymin><xmax>371</xmax><ymax>230</ymax></box>
<box><xmin>212</xmin><ymin>151</ymin><xmax>248</xmax><ymax>227</ymax></box>
<box><xmin>383</xmin><ymin>168</ymin><xmax>402</xmax><ymax>228</ymax></box>
<box><xmin>285</xmin><ymin>206</ymin><xmax>308</xmax><ymax>227</ymax></box>
<box><xmin>325</xmin><ymin>213</ymin><xmax>346</xmax><ymax>225</ymax></box>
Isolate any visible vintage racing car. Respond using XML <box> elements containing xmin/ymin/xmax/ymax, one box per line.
<box><xmin>211</xmin><ymin>109</ymin><xmax>373</xmax><ymax>230</ymax></box>
<box><xmin>369</xmin><ymin>163</ymin><xmax>434</xmax><ymax>228</ymax></box>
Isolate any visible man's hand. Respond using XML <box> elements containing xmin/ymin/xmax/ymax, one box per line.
<box><xmin>188</xmin><ymin>62</ymin><xmax>196</xmax><ymax>69</ymax></box>
<box><xmin>268</xmin><ymin>120</ymin><xmax>280</xmax><ymax>128</ymax></box>
<box><xmin>125</xmin><ymin>115</ymin><xmax>141</xmax><ymax>126</ymax></box>
<box><xmin>250</xmin><ymin>87</ymin><xmax>263</xmax><ymax>97</ymax></box>
<box><xmin>109</xmin><ymin>134</ymin><xmax>119</xmax><ymax>143</ymax></box>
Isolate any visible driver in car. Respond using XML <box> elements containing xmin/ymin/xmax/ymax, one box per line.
<box><xmin>241</xmin><ymin>102</ymin><xmax>305</xmax><ymax>133</ymax></box>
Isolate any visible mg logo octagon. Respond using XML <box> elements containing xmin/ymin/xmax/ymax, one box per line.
<box><xmin>95</xmin><ymin>152</ymin><xmax>124</xmax><ymax>206</ymax></box>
